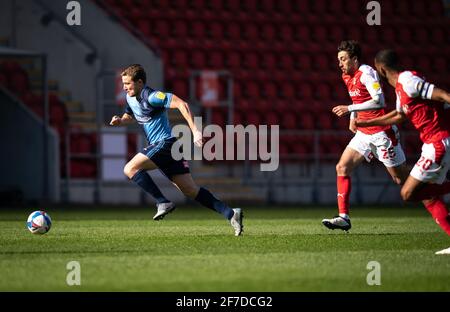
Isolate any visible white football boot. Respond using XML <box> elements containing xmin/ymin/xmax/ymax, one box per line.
<box><xmin>322</xmin><ymin>216</ymin><xmax>352</xmax><ymax>231</ymax></box>
<box><xmin>230</xmin><ymin>208</ymin><xmax>244</xmax><ymax>236</ymax></box>
<box><xmin>153</xmin><ymin>202</ymin><xmax>176</xmax><ymax>221</ymax></box>
<box><xmin>435</xmin><ymin>247</ymin><xmax>450</xmax><ymax>255</ymax></box>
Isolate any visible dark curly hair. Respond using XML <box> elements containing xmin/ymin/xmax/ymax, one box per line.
<box><xmin>337</xmin><ymin>40</ymin><xmax>362</xmax><ymax>61</ymax></box>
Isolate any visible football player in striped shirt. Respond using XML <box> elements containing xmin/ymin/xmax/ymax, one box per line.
<box><xmin>110</xmin><ymin>64</ymin><xmax>243</xmax><ymax>236</ymax></box>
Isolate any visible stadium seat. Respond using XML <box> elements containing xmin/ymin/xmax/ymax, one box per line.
<box><xmin>298</xmin><ymin>82</ymin><xmax>313</xmax><ymax>100</ymax></box>
<box><xmin>263</xmin><ymin>81</ymin><xmax>278</xmax><ymax>99</ymax></box>
<box><xmin>191</xmin><ymin>50</ymin><xmax>206</xmax><ymax>68</ymax></box>
<box><xmin>225</xmin><ymin>23</ymin><xmax>241</xmax><ymax>41</ymax></box>
<box><xmin>155</xmin><ymin>19</ymin><xmax>170</xmax><ymax>37</ymax></box>
<box><xmin>243</xmin><ymin>52</ymin><xmax>259</xmax><ymax>70</ymax></box>
<box><xmin>281</xmin><ymin>82</ymin><xmax>295</xmax><ymax>100</ymax></box>
<box><xmin>279</xmin><ymin>53</ymin><xmax>294</xmax><ymax>71</ymax></box>
<box><xmin>296</xmin><ymin>53</ymin><xmax>312</xmax><ymax>71</ymax></box>
<box><xmin>209</xmin><ymin>21</ymin><xmax>224</xmax><ymax>39</ymax></box>
<box><xmin>172</xmin><ymin>78</ymin><xmax>189</xmax><ymax>99</ymax></box>
<box><xmin>246</xmin><ymin>111</ymin><xmax>261</xmax><ymax>126</ymax></box>
<box><xmin>298</xmin><ymin>111</ymin><xmax>315</xmax><ymax>129</ymax></box>
<box><xmin>279</xmin><ymin>24</ymin><xmax>293</xmax><ymax>42</ymax></box>
<box><xmin>281</xmin><ymin>112</ymin><xmax>297</xmax><ymax>129</ymax></box>
<box><xmin>265</xmin><ymin>111</ymin><xmax>279</xmax><ymax>126</ymax></box>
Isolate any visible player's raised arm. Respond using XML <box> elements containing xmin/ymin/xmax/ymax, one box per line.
<box><xmin>355</xmin><ymin>110</ymin><xmax>406</xmax><ymax>127</ymax></box>
<box><xmin>169</xmin><ymin>95</ymin><xmax>203</xmax><ymax>147</ymax></box>
<box><xmin>109</xmin><ymin>112</ymin><xmax>135</xmax><ymax>126</ymax></box>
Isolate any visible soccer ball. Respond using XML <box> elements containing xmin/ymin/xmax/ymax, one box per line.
<box><xmin>26</xmin><ymin>211</ymin><xmax>52</xmax><ymax>234</ymax></box>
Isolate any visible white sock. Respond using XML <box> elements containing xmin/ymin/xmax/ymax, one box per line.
<box><xmin>339</xmin><ymin>213</ymin><xmax>350</xmax><ymax>220</ymax></box>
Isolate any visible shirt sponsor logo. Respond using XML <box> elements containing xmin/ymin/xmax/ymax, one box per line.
<box><xmin>349</xmin><ymin>89</ymin><xmax>361</xmax><ymax>97</ymax></box>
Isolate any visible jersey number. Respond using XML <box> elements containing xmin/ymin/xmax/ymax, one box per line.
<box><xmin>381</xmin><ymin>147</ymin><xmax>396</xmax><ymax>160</ymax></box>
<box><xmin>416</xmin><ymin>156</ymin><xmax>433</xmax><ymax>171</ymax></box>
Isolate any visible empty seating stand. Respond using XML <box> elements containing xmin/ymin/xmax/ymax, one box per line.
<box><xmin>94</xmin><ymin>0</ymin><xmax>449</xmax><ymax>160</ymax></box>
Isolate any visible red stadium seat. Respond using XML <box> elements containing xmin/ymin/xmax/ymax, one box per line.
<box><xmin>10</xmin><ymin>71</ymin><xmax>29</xmax><ymax>95</ymax></box>
<box><xmin>281</xmin><ymin>112</ymin><xmax>297</xmax><ymax>129</ymax></box>
<box><xmin>191</xmin><ymin>50</ymin><xmax>206</xmax><ymax>68</ymax></box>
<box><xmin>265</xmin><ymin>111</ymin><xmax>279</xmax><ymax>126</ymax></box>
<box><xmin>316</xmin><ymin>82</ymin><xmax>332</xmax><ymax>101</ymax></box>
<box><xmin>245</xmin><ymin>81</ymin><xmax>260</xmax><ymax>98</ymax></box>
<box><xmin>433</xmin><ymin>56</ymin><xmax>448</xmax><ymax>72</ymax></box>
<box><xmin>226</xmin><ymin>51</ymin><xmax>241</xmax><ymax>70</ymax></box>
<box><xmin>263</xmin><ymin>81</ymin><xmax>278</xmax><ymax>99</ymax></box>
<box><xmin>209</xmin><ymin>50</ymin><xmax>224</xmax><ymax>69</ymax></box>
<box><xmin>191</xmin><ymin>21</ymin><xmax>206</xmax><ymax>38</ymax></box>
<box><xmin>262</xmin><ymin>52</ymin><xmax>277</xmax><ymax>70</ymax></box>
<box><xmin>298</xmin><ymin>82</ymin><xmax>313</xmax><ymax>100</ymax></box>
<box><xmin>137</xmin><ymin>19</ymin><xmax>151</xmax><ymax>36</ymax></box>
<box><xmin>296</xmin><ymin>53</ymin><xmax>312</xmax><ymax>71</ymax></box>
<box><xmin>397</xmin><ymin>28</ymin><xmax>412</xmax><ymax>45</ymax></box>
<box><xmin>225</xmin><ymin>23</ymin><xmax>241</xmax><ymax>40</ymax></box>
<box><xmin>172</xmin><ymin>78</ymin><xmax>189</xmax><ymax>99</ymax></box>
<box><xmin>243</xmin><ymin>52</ymin><xmax>259</xmax><ymax>70</ymax></box>
<box><xmin>172</xmin><ymin>50</ymin><xmax>188</xmax><ymax>67</ymax></box>
<box><xmin>279</xmin><ymin>24</ymin><xmax>293</xmax><ymax>42</ymax></box>
<box><xmin>298</xmin><ymin>111</ymin><xmax>315</xmax><ymax>129</ymax></box>
<box><xmin>317</xmin><ymin>113</ymin><xmax>333</xmax><ymax>130</ymax></box>
<box><xmin>243</xmin><ymin>23</ymin><xmax>259</xmax><ymax>40</ymax></box>
<box><xmin>281</xmin><ymin>82</ymin><xmax>295</xmax><ymax>99</ymax></box>
<box><xmin>279</xmin><ymin>53</ymin><xmax>294</xmax><ymax>70</ymax></box>
<box><xmin>246</xmin><ymin>111</ymin><xmax>261</xmax><ymax>126</ymax></box>
<box><xmin>173</xmin><ymin>20</ymin><xmax>188</xmax><ymax>38</ymax></box>
<box><xmin>295</xmin><ymin>25</ymin><xmax>310</xmax><ymax>42</ymax></box>
<box><xmin>313</xmin><ymin>53</ymin><xmax>329</xmax><ymax>71</ymax></box>
<box><xmin>155</xmin><ymin>19</ymin><xmax>170</xmax><ymax>37</ymax></box>
<box><xmin>209</xmin><ymin>21</ymin><xmax>224</xmax><ymax>39</ymax></box>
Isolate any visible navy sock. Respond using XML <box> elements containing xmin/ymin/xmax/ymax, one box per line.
<box><xmin>131</xmin><ymin>170</ymin><xmax>169</xmax><ymax>204</ymax></box>
<box><xmin>195</xmin><ymin>187</ymin><xmax>234</xmax><ymax>220</ymax></box>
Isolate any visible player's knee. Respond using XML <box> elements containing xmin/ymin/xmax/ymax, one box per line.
<box><xmin>400</xmin><ymin>187</ymin><xmax>414</xmax><ymax>201</ymax></box>
<box><xmin>123</xmin><ymin>163</ymin><xmax>137</xmax><ymax>179</ymax></box>
<box><xmin>182</xmin><ymin>186</ymin><xmax>198</xmax><ymax>199</ymax></box>
<box><xmin>336</xmin><ymin>163</ymin><xmax>350</xmax><ymax>175</ymax></box>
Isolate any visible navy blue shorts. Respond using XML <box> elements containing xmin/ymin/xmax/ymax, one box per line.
<box><xmin>141</xmin><ymin>137</ymin><xmax>190</xmax><ymax>179</ymax></box>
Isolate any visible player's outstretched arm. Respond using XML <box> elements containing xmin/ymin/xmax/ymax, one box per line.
<box><xmin>169</xmin><ymin>95</ymin><xmax>203</xmax><ymax>146</ymax></box>
<box><xmin>355</xmin><ymin>110</ymin><xmax>406</xmax><ymax>127</ymax></box>
<box><xmin>109</xmin><ymin>113</ymin><xmax>134</xmax><ymax>126</ymax></box>
<box><xmin>431</xmin><ymin>87</ymin><xmax>450</xmax><ymax>104</ymax></box>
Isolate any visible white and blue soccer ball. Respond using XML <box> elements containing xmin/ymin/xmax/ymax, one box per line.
<box><xmin>26</xmin><ymin>211</ymin><xmax>52</xmax><ymax>234</ymax></box>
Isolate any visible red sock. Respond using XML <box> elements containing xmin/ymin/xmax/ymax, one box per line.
<box><xmin>337</xmin><ymin>176</ymin><xmax>351</xmax><ymax>215</ymax></box>
<box><xmin>424</xmin><ymin>199</ymin><xmax>450</xmax><ymax>236</ymax></box>
<box><xmin>414</xmin><ymin>181</ymin><xmax>450</xmax><ymax>201</ymax></box>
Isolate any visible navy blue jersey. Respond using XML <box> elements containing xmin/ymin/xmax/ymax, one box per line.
<box><xmin>125</xmin><ymin>86</ymin><xmax>173</xmax><ymax>144</ymax></box>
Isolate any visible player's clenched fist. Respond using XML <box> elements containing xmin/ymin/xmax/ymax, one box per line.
<box><xmin>110</xmin><ymin>115</ymin><xmax>122</xmax><ymax>126</ymax></box>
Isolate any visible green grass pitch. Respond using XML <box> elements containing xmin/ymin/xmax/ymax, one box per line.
<box><xmin>0</xmin><ymin>206</ymin><xmax>449</xmax><ymax>291</ymax></box>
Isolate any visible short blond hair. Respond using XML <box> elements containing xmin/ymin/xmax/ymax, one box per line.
<box><xmin>121</xmin><ymin>64</ymin><xmax>146</xmax><ymax>84</ymax></box>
